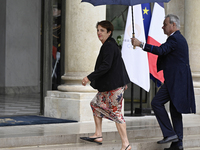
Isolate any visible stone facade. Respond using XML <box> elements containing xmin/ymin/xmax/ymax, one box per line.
<box><xmin>45</xmin><ymin>0</ymin><xmax>200</xmax><ymax>121</ymax></box>
<box><xmin>0</xmin><ymin>0</ymin><xmax>41</xmax><ymax>94</ymax></box>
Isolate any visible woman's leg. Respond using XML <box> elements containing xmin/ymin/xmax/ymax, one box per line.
<box><xmin>115</xmin><ymin>122</ymin><xmax>131</xmax><ymax>150</ymax></box>
<box><xmin>90</xmin><ymin>115</ymin><xmax>103</xmax><ymax>142</ymax></box>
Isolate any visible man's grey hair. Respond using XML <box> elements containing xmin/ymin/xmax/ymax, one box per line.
<box><xmin>165</xmin><ymin>14</ymin><xmax>180</xmax><ymax>29</ymax></box>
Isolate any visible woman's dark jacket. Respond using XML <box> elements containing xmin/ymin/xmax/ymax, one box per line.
<box><xmin>87</xmin><ymin>37</ymin><xmax>130</xmax><ymax>92</ymax></box>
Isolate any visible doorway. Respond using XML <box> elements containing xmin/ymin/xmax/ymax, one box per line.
<box><xmin>0</xmin><ymin>0</ymin><xmax>42</xmax><ymax>116</ymax></box>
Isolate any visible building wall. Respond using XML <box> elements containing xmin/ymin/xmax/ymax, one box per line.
<box><xmin>165</xmin><ymin>0</ymin><xmax>185</xmax><ymax>35</ymax></box>
<box><xmin>0</xmin><ymin>1</ymin><xmax>6</xmax><ymax>88</ymax></box>
<box><xmin>0</xmin><ymin>0</ymin><xmax>41</xmax><ymax>94</ymax></box>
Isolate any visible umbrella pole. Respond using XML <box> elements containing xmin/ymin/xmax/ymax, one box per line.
<box><xmin>131</xmin><ymin>6</ymin><xmax>134</xmax><ymax>37</ymax></box>
<box><xmin>131</xmin><ymin>6</ymin><xmax>136</xmax><ymax>49</ymax></box>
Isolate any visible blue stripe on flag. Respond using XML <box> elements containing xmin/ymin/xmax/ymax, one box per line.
<box><xmin>150</xmin><ymin>74</ymin><xmax>162</xmax><ymax>87</ymax></box>
<box><xmin>141</xmin><ymin>3</ymin><xmax>151</xmax><ymax>41</ymax></box>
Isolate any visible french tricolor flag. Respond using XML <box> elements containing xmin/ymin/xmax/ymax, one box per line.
<box><xmin>147</xmin><ymin>2</ymin><xmax>167</xmax><ymax>85</ymax></box>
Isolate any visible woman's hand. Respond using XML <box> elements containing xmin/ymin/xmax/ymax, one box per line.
<box><xmin>82</xmin><ymin>77</ymin><xmax>89</xmax><ymax>86</ymax></box>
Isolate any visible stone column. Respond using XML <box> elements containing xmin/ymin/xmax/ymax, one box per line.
<box><xmin>165</xmin><ymin>0</ymin><xmax>185</xmax><ymax>34</ymax></box>
<box><xmin>164</xmin><ymin>0</ymin><xmax>185</xmax><ymax>112</ymax></box>
<box><xmin>185</xmin><ymin>0</ymin><xmax>200</xmax><ymax>114</ymax></box>
<box><xmin>58</xmin><ymin>1</ymin><xmax>105</xmax><ymax>92</ymax></box>
<box><xmin>45</xmin><ymin>0</ymin><xmax>106</xmax><ymax>121</ymax></box>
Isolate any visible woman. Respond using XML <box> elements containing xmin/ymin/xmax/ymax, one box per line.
<box><xmin>80</xmin><ymin>20</ymin><xmax>131</xmax><ymax>150</ymax></box>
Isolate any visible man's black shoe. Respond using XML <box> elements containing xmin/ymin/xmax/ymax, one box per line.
<box><xmin>164</xmin><ymin>148</ymin><xmax>172</xmax><ymax>150</ymax></box>
<box><xmin>157</xmin><ymin>135</ymin><xmax>179</xmax><ymax>144</ymax></box>
<box><xmin>164</xmin><ymin>146</ymin><xmax>183</xmax><ymax>150</ymax></box>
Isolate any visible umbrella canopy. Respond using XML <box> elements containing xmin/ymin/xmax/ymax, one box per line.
<box><xmin>81</xmin><ymin>0</ymin><xmax>171</xmax><ymax>6</ymax></box>
<box><xmin>81</xmin><ymin>0</ymin><xmax>170</xmax><ymax>35</ymax></box>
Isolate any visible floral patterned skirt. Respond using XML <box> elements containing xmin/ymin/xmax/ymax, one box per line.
<box><xmin>90</xmin><ymin>86</ymin><xmax>125</xmax><ymax>124</ymax></box>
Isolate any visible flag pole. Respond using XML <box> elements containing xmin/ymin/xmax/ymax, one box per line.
<box><xmin>131</xmin><ymin>6</ymin><xmax>135</xmax><ymax>49</ymax></box>
<box><xmin>131</xmin><ymin>82</ymin><xmax>134</xmax><ymax>116</ymax></box>
<box><xmin>130</xmin><ymin>6</ymin><xmax>135</xmax><ymax>116</ymax></box>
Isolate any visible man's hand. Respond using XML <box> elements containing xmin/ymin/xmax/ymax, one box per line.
<box><xmin>124</xmin><ymin>85</ymin><xmax>128</xmax><ymax>90</ymax></box>
<box><xmin>82</xmin><ymin>77</ymin><xmax>89</xmax><ymax>86</ymax></box>
<box><xmin>131</xmin><ymin>38</ymin><xmax>142</xmax><ymax>47</ymax></box>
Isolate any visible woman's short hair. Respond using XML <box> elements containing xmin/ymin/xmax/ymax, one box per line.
<box><xmin>96</xmin><ymin>20</ymin><xmax>114</xmax><ymax>37</ymax></box>
<box><xmin>165</xmin><ymin>14</ymin><xmax>180</xmax><ymax>29</ymax></box>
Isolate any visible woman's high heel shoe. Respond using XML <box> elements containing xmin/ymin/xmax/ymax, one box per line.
<box><xmin>125</xmin><ymin>144</ymin><xmax>130</xmax><ymax>150</ymax></box>
<box><xmin>80</xmin><ymin>136</ymin><xmax>102</xmax><ymax>145</ymax></box>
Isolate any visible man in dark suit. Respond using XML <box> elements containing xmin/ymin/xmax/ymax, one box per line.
<box><xmin>132</xmin><ymin>14</ymin><xmax>196</xmax><ymax>150</ymax></box>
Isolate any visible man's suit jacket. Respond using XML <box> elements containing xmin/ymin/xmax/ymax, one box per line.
<box><xmin>144</xmin><ymin>30</ymin><xmax>196</xmax><ymax>114</ymax></box>
<box><xmin>87</xmin><ymin>37</ymin><xmax>130</xmax><ymax>92</ymax></box>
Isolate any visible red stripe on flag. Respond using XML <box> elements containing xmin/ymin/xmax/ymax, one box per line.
<box><xmin>147</xmin><ymin>36</ymin><xmax>165</xmax><ymax>83</ymax></box>
<box><xmin>147</xmin><ymin>36</ymin><xmax>161</xmax><ymax>46</ymax></box>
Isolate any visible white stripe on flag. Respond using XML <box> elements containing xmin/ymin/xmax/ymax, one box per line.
<box><xmin>148</xmin><ymin>3</ymin><xmax>167</xmax><ymax>44</ymax></box>
<box><xmin>147</xmin><ymin>2</ymin><xmax>167</xmax><ymax>84</ymax></box>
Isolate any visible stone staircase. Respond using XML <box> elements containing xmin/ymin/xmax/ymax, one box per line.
<box><xmin>0</xmin><ymin>114</ymin><xmax>199</xmax><ymax>150</ymax></box>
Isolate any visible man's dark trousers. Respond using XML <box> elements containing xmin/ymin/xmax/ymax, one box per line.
<box><xmin>151</xmin><ymin>84</ymin><xmax>183</xmax><ymax>147</ymax></box>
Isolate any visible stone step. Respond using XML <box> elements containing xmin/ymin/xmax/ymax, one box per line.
<box><xmin>0</xmin><ymin>126</ymin><xmax>199</xmax><ymax>149</ymax></box>
<box><xmin>1</xmin><ymin>134</ymin><xmax>199</xmax><ymax>150</ymax></box>
<box><xmin>0</xmin><ymin>114</ymin><xmax>199</xmax><ymax>149</ymax></box>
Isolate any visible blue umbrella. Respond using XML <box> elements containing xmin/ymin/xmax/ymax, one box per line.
<box><xmin>81</xmin><ymin>0</ymin><xmax>170</xmax><ymax>6</ymax></box>
<box><xmin>81</xmin><ymin>0</ymin><xmax>170</xmax><ymax>37</ymax></box>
